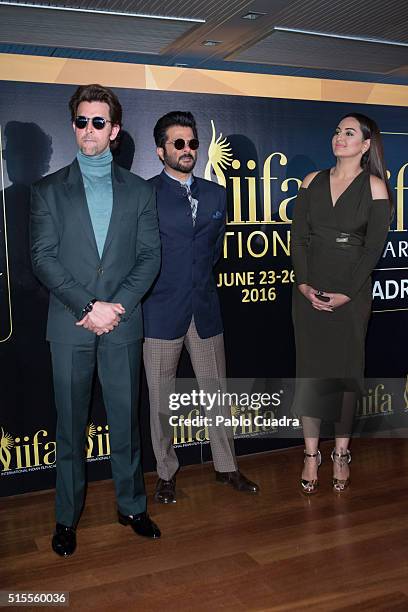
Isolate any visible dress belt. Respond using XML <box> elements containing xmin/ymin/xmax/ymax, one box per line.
<box><xmin>310</xmin><ymin>230</ymin><xmax>364</xmax><ymax>247</ymax></box>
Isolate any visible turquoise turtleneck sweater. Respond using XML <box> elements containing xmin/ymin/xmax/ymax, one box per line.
<box><xmin>77</xmin><ymin>148</ymin><xmax>113</xmax><ymax>257</ymax></box>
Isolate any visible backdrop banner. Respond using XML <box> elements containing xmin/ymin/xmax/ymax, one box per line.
<box><xmin>1</xmin><ymin>80</ymin><xmax>407</xmax><ymax>496</ymax></box>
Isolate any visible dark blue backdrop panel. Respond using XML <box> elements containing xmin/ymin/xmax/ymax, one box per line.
<box><xmin>0</xmin><ymin>81</ymin><xmax>406</xmax><ymax>495</ymax></box>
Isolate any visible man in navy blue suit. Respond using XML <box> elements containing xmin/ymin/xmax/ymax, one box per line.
<box><xmin>143</xmin><ymin>111</ymin><xmax>259</xmax><ymax>503</ymax></box>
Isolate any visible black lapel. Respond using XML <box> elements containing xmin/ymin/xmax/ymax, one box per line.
<box><xmin>64</xmin><ymin>159</ymin><xmax>99</xmax><ymax>258</ymax></box>
<box><xmin>101</xmin><ymin>162</ymin><xmax>125</xmax><ymax>260</ymax></box>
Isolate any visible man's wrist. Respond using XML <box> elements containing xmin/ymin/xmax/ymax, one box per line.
<box><xmin>80</xmin><ymin>298</ymin><xmax>97</xmax><ymax>319</ymax></box>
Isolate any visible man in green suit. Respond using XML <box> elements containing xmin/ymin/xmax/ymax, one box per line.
<box><xmin>30</xmin><ymin>84</ymin><xmax>161</xmax><ymax>556</ymax></box>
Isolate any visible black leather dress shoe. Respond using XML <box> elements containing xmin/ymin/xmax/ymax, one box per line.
<box><xmin>215</xmin><ymin>470</ymin><xmax>259</xmax><ymax>493</ymax></box>
<box><xmin>118</xmin><ymin>511</ymin><xmax>161</xmax><ymax>538</ymax></box>
<box><xmin>52</xmin><ymin>523</ymin><xmax>76</xmax><ymax>557</ymax></box>
<box><xmin>154</xmin><ymin>477</ymin><xmax>176</xmax><ymax>504</ymax></box>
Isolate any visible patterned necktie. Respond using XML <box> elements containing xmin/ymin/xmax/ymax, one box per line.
<box><xmin>181</xmin><ymin>183</ymin><xmax>198</xmax><ymax>226</ymax></box>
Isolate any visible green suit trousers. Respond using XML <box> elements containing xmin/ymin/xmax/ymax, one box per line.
<box><xmin>50</xmin><ymin>339</ymin><xmax>145</xmax><ymax>527</ymax></box>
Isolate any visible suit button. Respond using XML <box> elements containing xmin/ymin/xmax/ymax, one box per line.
<box><xmin>97</xmin><ymin>266</ymin><xmax>103</xmax><ymax>275</ymax></box>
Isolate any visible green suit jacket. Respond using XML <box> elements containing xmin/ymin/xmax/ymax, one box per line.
<box><xmin>30</xmin><ymin>159</ymin><xmax>161</xmax><ymax>345</ymax></box>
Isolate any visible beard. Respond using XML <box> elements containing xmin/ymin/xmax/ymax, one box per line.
<box><xmin>164</xmin><ymin>151</ymin><xmax>196</xmax><ymax>174</ymax></box>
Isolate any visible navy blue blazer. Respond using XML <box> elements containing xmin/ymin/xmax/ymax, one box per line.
<box><xmin>142</xmin><ymin>171</ymin><xmax>226</xmax><ymax>340</ymax></box>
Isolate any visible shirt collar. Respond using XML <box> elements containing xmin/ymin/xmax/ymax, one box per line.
<box><xmin>164</xmin><ymin>169</ymin><xmax>193</xmax><ymax>188</ymax></box>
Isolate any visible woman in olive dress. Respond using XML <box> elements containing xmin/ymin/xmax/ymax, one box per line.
<box><xmin>291</xmin><ymin>113</ymin><xmax>392</xmax><ymax>494</ymax></box>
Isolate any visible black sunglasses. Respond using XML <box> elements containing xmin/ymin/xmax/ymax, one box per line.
<box><xmin>166</xmin><ymin>138</ymin><xmax>199</xmax><ymax>150</ymax></box>
<box><xmin>75</xmin><ymin>116</ymin><xmax>112</xmax><ymax>130</ymax></box>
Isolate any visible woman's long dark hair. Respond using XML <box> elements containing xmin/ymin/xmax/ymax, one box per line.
<box><xmin>340</xmin><ymin>112</ymin><xmax>393</xmax><ymax>215</ymax></box>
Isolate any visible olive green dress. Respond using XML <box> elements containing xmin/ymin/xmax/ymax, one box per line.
<box><xmin>291</xmin><ymin>169</ymin><xmax>390</xmax><ymax>423</ymax></box>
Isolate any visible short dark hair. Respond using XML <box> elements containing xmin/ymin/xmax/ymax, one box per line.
<box><xmin>69</xmin><ymin>84</ymin><xmax>122</xmax><ymax>125</ymax></box>
<box><xmin>153</xmin><ymin>111</ymin><xmax>198</xmax><ymax>148</ymax></box>
<box><xmin>69</xmin><ymin>84</ymin><xmax>122</xmax><ymax>149</ymax></box>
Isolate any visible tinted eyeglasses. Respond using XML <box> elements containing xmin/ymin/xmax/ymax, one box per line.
<box><xmin>166</xmin><ymin>138</ymin><xmax>199</xmax><ymax>150</ymax></box>
<box><xmin>75</xmin><ymin>116</ymin><xmax>112</xmax><ymax>130</ymax></box>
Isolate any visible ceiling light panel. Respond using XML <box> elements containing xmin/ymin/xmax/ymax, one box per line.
<box><xmin>268</xmin><ymin>0</ymin><xmax>408</xmax><ymax>44</ymax></box>
<box><xmin>229</xmin><ymin>29</ymin><xmax>408</xmax><ymax>74</ymax></box>
<box><xmin>0</xmin><ymin>5</ymin><xmax>197</xmax><ymax>54</ymax></box>
<box><xmin>0</xmin><ymin>0</ymin><xmax>247</xmax><ymax>22</ymax></box>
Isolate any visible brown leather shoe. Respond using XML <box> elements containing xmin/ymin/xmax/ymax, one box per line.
<box><xmin>154</xmin><ymin>477</ymin><xmax>176</xmax><ymax>503</ymax></box>
<box><xmin>215</xmin><ymin>470</ymin><xmax>259</xmax><ymax>493</ymax></box>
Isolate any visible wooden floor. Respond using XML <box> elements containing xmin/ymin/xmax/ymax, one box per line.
<box><xmin>2</xmin><ymin>438</ymin><xmax>408</xmax><ymax>611</ymax></box>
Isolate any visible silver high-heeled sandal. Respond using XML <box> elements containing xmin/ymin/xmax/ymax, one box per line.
<box><xmin>301</xmin><ymin>450</ymin><xmax>321</xmax><ymax>495</ymax></box>
<box><xmin>331</xmin><ymin>448</ymin><xmax>351</xmax><ymax>492</ymax></box>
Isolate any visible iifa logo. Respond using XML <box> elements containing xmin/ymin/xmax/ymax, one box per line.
<box><xmin>85</xmin><ymin>422</ymin><xmax>111</xmax><ymax>459</ymax></box>
<box><xmin>204</xmin><ymin>120</ymin><xmax>298</xmax><ymax>226</ymax></box>
<box><xmin>173</xmin><ymin>408</ymin><xmax>210</xmax><ymax>445</ymax></box>
<box><xmin>0</xmin><ymin>427</ymin><xmax>55</xmax><ymax>473</ymax></box>
<box><xmin>205</xmin><ymin>120</ymin><xmax>407</xmax><ymax>231</ymax></box>
<box><xmin>229</xmin><ymin>404</ymin><xmax>289</xmax><ymax>437</ymax></box>
<box><xmin>172</xmin><ymin>404</ymin><xmax>282</xmax><ymax>446</ymax></box>
<box><xmin>0</xmin><ymin>422</ymin><xmax>111</xmax><ymax>474</ymax></box>
<box><xmin>355</xmin><ymin>384</ymin><xmax>393</xmax><ymax>418</ymax></box>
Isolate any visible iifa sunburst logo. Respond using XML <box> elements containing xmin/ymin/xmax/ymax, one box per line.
<box><xmin>205</xmin><ymin>120</ymin><xmax>407</xmax><ymax>231</ymax></box>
